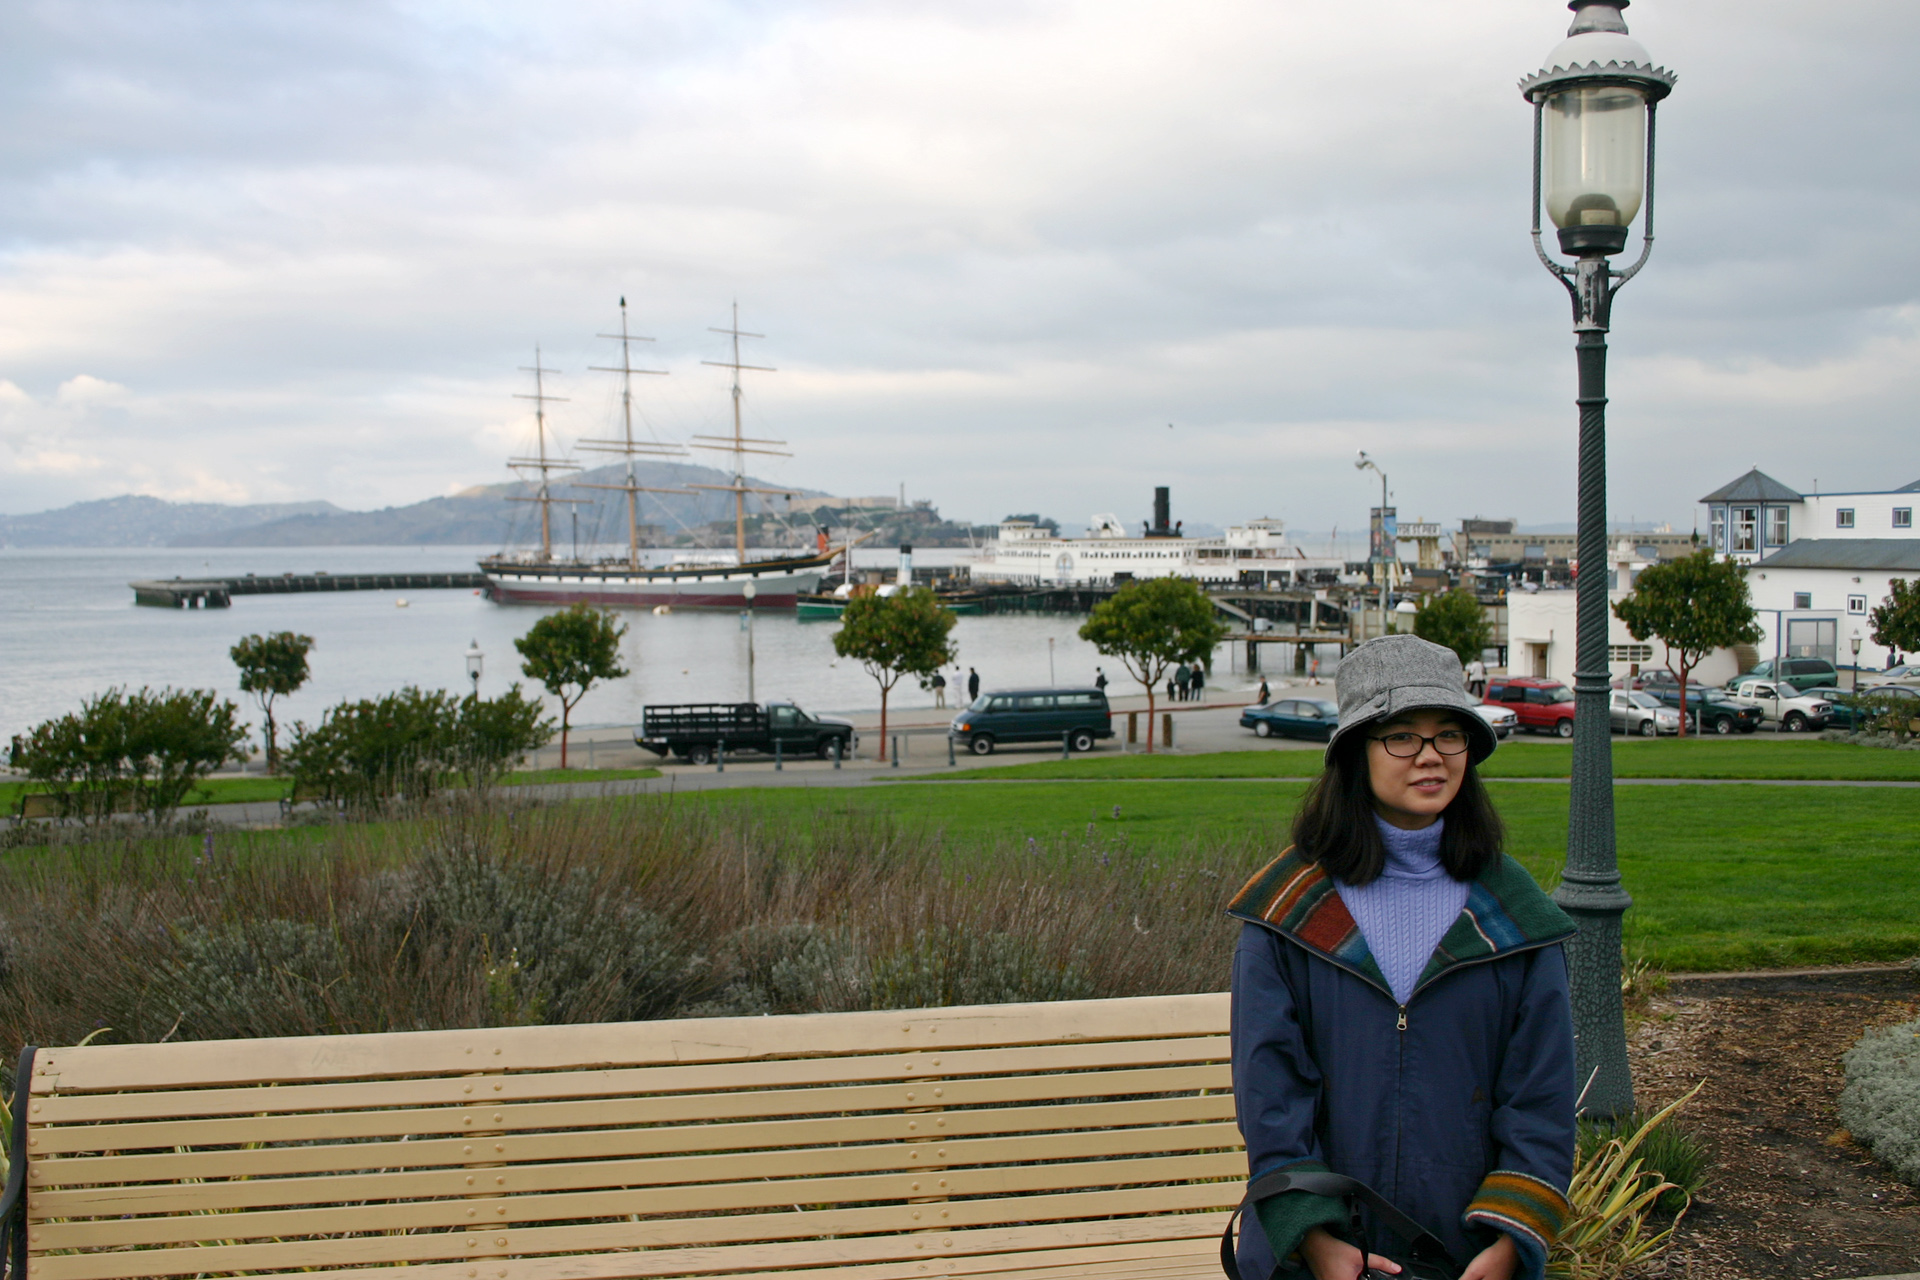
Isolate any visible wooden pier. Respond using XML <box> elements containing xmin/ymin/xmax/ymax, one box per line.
<box><xmin>131</xmin><ymin>571</ymin><xmax>489</xmax><ymax>609</ymax></box>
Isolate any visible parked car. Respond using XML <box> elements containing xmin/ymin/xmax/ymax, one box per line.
<box><xmin>1609</xmin><ymin>690</ymin><xmax>1681</xmax><ymax>737</ymax></box>
<box><xmin>1734</xmin><ymin>656</ymin><xmax>1841</xmax><ymax>693</ymax></box>
<box><xmin>1471</xmin><ymin>703</ymin><xmax>1519</xmax><ymax>740</ymax></box>
<box><xmin>1722</xmin><ymin>679</ymin><xmax>1833</xmax><ymax>732</ymax></box>
<box><xmin>1800</xmin><ymin>686</ymin><xmax>1875</xmax><ymax>731</ymax></box>
<box><xmin>1483</xmin><ymin>677</ymin><xmax>1577</xmax><ymax>737</ymax></box>
<box><xmin>1859</xmin><ymin>664</ymin><xmax>1920</xmax><ymax>689</ymax></box>
<box><xmin>1240</xmin><ymin>697</ymin><xmax>1339</xmax><ymax>741</ymax></box>
<box><xmin>1646</xmin><ymin>686</ymin><xmax>1764</xmax><ymax>734</ymax></box>
<box><xmin>1628</xmin><ymin>668</ymin><xmax>1680</xmax><ymax>693</ymax></box>
<box><xmin>1808</xmin><ymin>684</ymin><xmax>1920</xmax><ymax>731</ymax></box>
<box><xmin>637</xmin><ymin>701</ymin><xmax>855</xmax><ymax>764</ymax></box>
<box><xmin>949</xmin><ymin>687</ymin><xmax>1113</xmax><ymax>755</ymax></box>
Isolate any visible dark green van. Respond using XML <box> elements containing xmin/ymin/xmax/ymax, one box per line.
<box><xmin>949</xmin><ymin>688</ymin><xmax>1113</xmax><ymax>755</ymax></box>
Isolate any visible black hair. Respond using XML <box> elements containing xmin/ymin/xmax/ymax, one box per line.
<box><xmin>1289</xmin><ymin>727</ymin><xmax>1504</xmax><ymax>885</ymax></box>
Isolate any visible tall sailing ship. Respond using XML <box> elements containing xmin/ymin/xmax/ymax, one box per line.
<box><xmin>478</xmin><ymin>302</ymin><xmax>835</xmax><ymax>608</ymax></box>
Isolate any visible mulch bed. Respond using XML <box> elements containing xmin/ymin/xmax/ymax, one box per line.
<box><xmin>1634</xmin><ymin>965</ymin><xmax>1920</xmax><ymax>1279</ymax></box>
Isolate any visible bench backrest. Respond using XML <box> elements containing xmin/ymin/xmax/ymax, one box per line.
<box><xmin>22</xmin><ymin>992</ymin><xmax>1241</xmax><ymax>1279</ymax></box>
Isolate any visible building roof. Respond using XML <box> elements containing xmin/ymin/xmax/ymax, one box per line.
<box><xmin>1901</xmin><ymin>478</ymin><xmax>1920</xmax><ymax>493</ymax></box>
<box><xmin>1700</xmin><ymin>469</ymin><xmax>1802</xmax><ymax>504</ymax></box>
<box><xmin>1753</xmin><ymin>539</ymin><xmax>1920</xmax><ymax>573</ymax></box>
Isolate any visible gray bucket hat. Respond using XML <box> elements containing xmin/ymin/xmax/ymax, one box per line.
<box><xmin>1327</xmin><ymin>634</ymin><xmax>1497</xmax><ymax>764</ymax></box>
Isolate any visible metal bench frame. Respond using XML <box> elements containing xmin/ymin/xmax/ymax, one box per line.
<box><xmin>2</xmin><ymin>993</ymin><xmax>1240</xmax><ymax>1280</ymax></box>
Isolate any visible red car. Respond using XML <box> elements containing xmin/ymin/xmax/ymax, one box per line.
<box><xmin>1484</xmin><ymin>677</ymin><xmax>1577</xmax><ymax>737</ymax></box>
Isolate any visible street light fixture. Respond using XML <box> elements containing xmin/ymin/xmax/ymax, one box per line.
<box><xmin>464</xmin><ymin>640</ymin><xmax>484</xmax><ymax>696</ymax></box>
<box><xmin>742</xmin><ymin>580</ymin><xmax>758</xmax><ymax>705</ymax></box>
<box><xmin>1521</xmin><ymin>0</ymin><xmax>1675</xmax><ymax>1120</ymax></box>
<box><xmin>1355</xmin><ymin>451</ymin><xmax>1391</xmax><ymax>640</ymax></box>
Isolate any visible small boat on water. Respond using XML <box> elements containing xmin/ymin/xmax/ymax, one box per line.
<box><xmin>480</xmin><ymin>302</ymin><xmax>832</xmax><ymax>609</ymax></box>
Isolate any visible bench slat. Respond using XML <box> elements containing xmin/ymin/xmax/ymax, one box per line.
<box><xmin>32</xmin><ymin>1062</ymin><xmax>1231</xmax><ymax>1154</ymax></box>
<box><xmin>30</xmin><ymin>1185</ymin><xmax>1241</xmax><ymax>1280</ymax></box>
<box><xmin>35</xmin><ymin>1149</ymin><xmax>1246</xmax><ymax>1249</ymax></box>
<box><xmin>31</xmin><ymin>1036</ymin><xmax>1231</xmax><ymax>1124</ymax></box>
<box><xmin>31</xmin><ymin>994</ymin><xmax>1230</xmax><ymax>1092</ymax></box>
<box><xmin>85</xmin><ymin>1214</ymin><xmax>1232</xmax><ymax>1280</ymax></box>
<box><xmin>37</xmin><ymin>1093</ymin><xmax>1236</xmax><ymax>1185</ymax></box>
<box><xmin>35</xmin><ymin>1120</ymin><xmax>1245</xmax><ymax>1218</ymax></box>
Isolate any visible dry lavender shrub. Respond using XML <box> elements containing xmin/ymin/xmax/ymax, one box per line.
<box><xmin>0</xmin><ymin>794</ymin><xmax>1256</xmax><ymax>1068</ymax></box>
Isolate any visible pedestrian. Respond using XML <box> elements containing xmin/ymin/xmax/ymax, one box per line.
<box><xmin>1175</xmin><ymin>663</ymin><xmax>1191</xmax><ymax>702</ymax></box>
<box><xmin>1223</xmin><ymin>634</ymin><xmax>1574</xmax><ymax>1280</ymax></box>
<box><xmin>1094</xmin><ymin>667</ymin><xmax>1108</xmax><ymax>693</ymax></box>
<box><xmin>932</xmin><ymin>671</ymin><xmax>947</xmax><ymax>709</ymax></box>
<box><xmin>1309</xmin><ymin>653</ymin><xmax>1321</xmax><ymax>685</ymax></box>
<box><xmin>967</xmin><ymin>667</ymin><xmax>980</xmax><ymax>702</ymax></box>
<box><xmin>1167</xmin><ymin>676</ymin><xmax>1177</xmax><ymax>702</ymax></box>
<box><xmin>1467</xmin><ymin>656</ymin><xmax>1488</xmax><ymax>698</ymax></box>
<box><xmin>1257</xmin><ymin>677</ymin><xmax>1271</xmax><ymax>705</ymax></box>
<box><xmin>1190</xmin><ymin>664</ymin><xmax>1206</xmax><ymax>701</ymax></box>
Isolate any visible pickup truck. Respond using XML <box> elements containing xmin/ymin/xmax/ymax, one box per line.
<box><xmin>1723</xmin><ymin>679</ymin><xmax>1833</xmax><ymax>732</ymax></box>
<box><xmin>636</xmin><ymin>701</ymin><xmax>856</xmax><ymax>764</ymax></box>
<box><xmin>1646</xmin><ymin>686</ymin><xmax>1765</xmax><ymax>735</ymax></box>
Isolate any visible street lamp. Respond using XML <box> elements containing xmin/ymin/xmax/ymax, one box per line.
<box><xmin>1355</xmin><ymin>451</ymin><xmax>1391</xmax><ymax>640</ymax></box>
<box><xmin>465</xmin><ymin>640</ymin><xmax>484</xmax><ymax>696</ymax></box>
<box><xmin>1522</xmin><ymin>0</ymin><xmax>1675</xmax><ymax>1120</ymax></box>
<box><xmin>742</xmin><ymin>580</ymin><xmax>757</xmax><ymax>705</ymax></box>
<box><xmin>1851</xmin><ymin>630</ymin><xmax>1863</xmax><ymax>694</ymax></box>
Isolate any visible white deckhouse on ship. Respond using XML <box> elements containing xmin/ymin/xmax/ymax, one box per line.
<box><xmin>971</xmin><ymin>488</ymin><xmax>1345</xmax><ymax>589</ymax></box>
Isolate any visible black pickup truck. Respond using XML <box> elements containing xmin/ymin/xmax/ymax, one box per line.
<box><xmin>636</xmin><ymin>701</ymin><xmax>856</xmax><ymax>764</ymax></box>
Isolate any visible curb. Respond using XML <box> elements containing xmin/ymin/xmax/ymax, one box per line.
<box><xmin>1666</xmin><ymin>963</ymin><xmax>1916</xmax><ymax>983</ymax></box>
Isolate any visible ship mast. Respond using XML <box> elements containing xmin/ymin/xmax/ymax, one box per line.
<box><xmin>689</xmin><ymin>302</ymin><xmax>795</xmax><ymax>563</ymax></box>
<box><xmin>576</xmin><ymin>297</ymin><xmax>690</xmax><ymax>568</ymax></box>
<box><xmin>507</xmin><ymin>347</ymin><xmax>585</xmax><ymax>562</ymax></box>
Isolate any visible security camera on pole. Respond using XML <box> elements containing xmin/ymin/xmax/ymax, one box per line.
<box><xmin>1520</xmin><ymin>0</ymin><xmax>1675</xmax><ymax>1119</ymax></box>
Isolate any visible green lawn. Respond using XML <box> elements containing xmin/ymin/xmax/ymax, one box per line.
<box><xmin>0</xmin><ymin>776</ymin><xmax>293</xmax><ymax>810</ymax></box>
<box><xmin>688</xmin><ymin>779</ymin><xmax>1920</xmax><ymax>972</ymax></box>
<box><xmin>500</xmin><ymin>767</ymin><xmax>661</xmax><ymax>787</ymax></box>
<box><xmin>906</xmin><ymin>738</ymin><xmax>1920</xmax><ymax>782</ymax></box>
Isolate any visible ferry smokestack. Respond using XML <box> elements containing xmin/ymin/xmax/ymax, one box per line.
<box><xmin>897</xmin><ymin>543</ymin><xmax>913</xmax><ymax>586</ymax></box>
<box><xmin>1153</xmin><ymin>487</ymin><xmax>1171</xmax><ymax>535</ymax></box>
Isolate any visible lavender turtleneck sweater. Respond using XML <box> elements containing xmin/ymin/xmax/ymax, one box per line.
<box><xmin>1334</xmin><ymin>817</ymin><xmax>1470</xmax><ymax>1006</ymax></box>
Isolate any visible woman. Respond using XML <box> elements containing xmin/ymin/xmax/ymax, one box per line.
<box><xmin>1226</xmin><ymin>635</ymin><xmax>1577</xmax><ymax>1280</ymax></box>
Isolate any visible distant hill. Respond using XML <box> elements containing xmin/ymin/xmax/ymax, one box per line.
<box><xmin>0</xmin><ymin>495</ymin><xmax>345</xmax><ymax>548</ymax></box>
<box><xmin>0</xmin><ymin>463</ymin><xmax>830</xmax><ymax>548</ymax></box>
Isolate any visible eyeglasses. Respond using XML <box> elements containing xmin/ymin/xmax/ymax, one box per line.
<box><xmin>1369</xmin><ymin>729</ymin><xmax>1472</xmax><ymax>758</ymax></box>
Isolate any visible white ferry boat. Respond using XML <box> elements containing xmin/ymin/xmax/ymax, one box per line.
<box><xmin>970</xmin><ymin>488</ymin><xmax>1344</xmax><ymax>589</ymax></box>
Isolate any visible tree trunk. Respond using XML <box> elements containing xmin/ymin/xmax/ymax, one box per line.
<box><xmin>877</xmin><ymin>684</ymin><xmax>890</xmax><ymax>762</ymax></box>
<box><xmin>560</xmin><ymin>702</ymin><xmax>572</xmax><ymax>769</ymax></box>
<box><xmin>262</xmin><ymin>706</ymin><xmax>278</xmax><ymax>775</ymax></box>
<box><xmin>1675</xmin><ymin>662</ymin><xmax>1690</xmax><ymax>740</ymax></box>
<box><xmin>1143</xmin><ymin>686</ymin><xmax>1156</xmax><ymax>754</ymax></box>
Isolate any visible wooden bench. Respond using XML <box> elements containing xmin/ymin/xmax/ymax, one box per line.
<box><xmin>5</xmin><ymin>993</ymin><xmax>1242</xmax><ymax>1280</ymax></box>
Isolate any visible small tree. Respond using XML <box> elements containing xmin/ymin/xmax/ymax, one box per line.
<box><xmin>283</xmin><ymin>686</ymin><xmax>460</xmax><ymax>807</ymax></box>
<box><xmin>833</xmin><ymin>587</ymin><xmax>959</xmax><ymax>762</ymax></box>
<box><xmin>1613</xmin><ymin>549</ymin><xmax>1762</xmax><ymax>738</ymax></box>
<box><xmin>230</xmin><ymin>631</ymin><xmax>314</xmax><ymax>773</ymax></box>
<box><xmin>1413</xmin><ymin>589</ymin><xmax>1492</xmax><ymax>666</ymax></box>
<box><xmin>515</xmin><ymin>603</ymin><xmax>630</xmax><ymax>768</ymax></box>
<box><xmin>1868</xmin><ymin>578</ymin><xmax>1920</xmax><ymax>660</ymax></box>
<box><xmin>453</xmin><ymin>684</ymin><xmax>556</xmax><ymax>795</ymax></box>
<box><xmin>1078</xmin><ymin>578</ymin><xmax>1228</xmax><ymax>752</ymax></box>
<box><xmin>21</xmin><ymin>687</ymin><xmax>248</xmax><ymax>823</ymax></box>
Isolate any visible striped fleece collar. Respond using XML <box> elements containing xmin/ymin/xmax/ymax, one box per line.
<box><xmin>1225</xmin><ymin>847</ymin><xmax>1576</xmax><ymax>1001</ymax></box>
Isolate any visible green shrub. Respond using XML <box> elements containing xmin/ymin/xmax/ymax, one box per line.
<box><xmin>870</xmin><ymin>925</ymin><xmax>1095</xmax><ymax>1009</ymax></box>
<box><xmin>163</xmin><ymin>918</ymin><xmax>349</xmax><ymax>1040</ymax></box>
<box><xmin>1839</xmin><ymin>1016</ymin><xmax>1920</xmax><ymax>1186</ymax></box>
<box><xmin>18</xmin><ymin>687</ymin><xmax>248</xmax><ymax>823</ymax></box>
<box><xmin>1577</xmin><ymin>1106</ymin><xmax>1710</xmax><ymax>1214</ymax></box>
<box><xmin>689</xmin><ymin>923</ymin><xmax>871</xmax><ymax>1017</ymax></box>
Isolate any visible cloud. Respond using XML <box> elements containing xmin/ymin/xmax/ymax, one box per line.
<box><xmin>0</xmin><ymin>0</ymin><xmax>1916</xmax><ymax>528</ymax></box>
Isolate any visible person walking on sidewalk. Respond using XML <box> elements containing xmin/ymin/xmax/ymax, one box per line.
<box><xmin>1094</xmin><ymin>667</ymin><xmax>1108</xmax><ymax>693</ymax></box>
<box><xmin>1224</xmin><ymin>634</ymin><xmax>1575</xmax><ymax>1280</ymax></box>
<box><xmin>932</xmin><ymin>671</ymin><xmax>947</xmax><ymax>708</ymax></box>
<box><xmin>967</xmin><ymin>668</ymin><xmax>980</xmax><ymax>702</ymax></box>
<box><xmin>1174</xmin><ymin>663</ymin><xmax>1191</xmax><ymax>702</ymax></box>
<box><xmin>1257</xmin><ymin>676</ymin><xmax>1271</xmax><ymax>705</ymax></box>
<box><xmin>1190</xmin><ymin>664</ymin><xmax>1206</xmax><ymax>701</ymax></box>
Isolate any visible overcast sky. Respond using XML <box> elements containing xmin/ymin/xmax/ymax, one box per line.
<box><xmin>2</xmin><ymin>0</ymin><xmax>1916</xmax><ymax>536</ymax></box>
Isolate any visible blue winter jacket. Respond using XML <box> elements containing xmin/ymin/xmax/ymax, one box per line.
<box><xmin>1226</xmin><ymin>848</ymin><xmax>1578</xmax><ymax>1280</ymax></box>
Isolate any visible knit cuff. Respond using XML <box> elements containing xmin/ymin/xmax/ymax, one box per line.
<box><xmin>1462</xmin><ymin>1169</ymin><xmax>1570</xmax><ymax>1266</ymax></box>
<box><xmin>1251</xmin><ymin>1160</ymin><xmax>1350</xmax><ymax>1270</ymax></box>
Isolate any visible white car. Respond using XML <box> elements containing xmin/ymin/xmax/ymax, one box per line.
<box><xmin>1472</xmin><ymin>703</ymin><xmax>1518</xmax><ymax>739</ymax></box>
<box><xmin>1723</xmin><ymin>679</ymin><xmax>1833</xmax><ymax>732</ymax></box>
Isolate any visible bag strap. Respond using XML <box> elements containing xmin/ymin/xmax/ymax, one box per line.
<box><xmin>1219</xmin><ymin>1166</ymin><xmax>1460</xmax><ymax>1280</ymax></box>
<box><xmin>0</xmin><ymin>1046</ymin><xmax>37</xmax><ymax>1280</ymax></box>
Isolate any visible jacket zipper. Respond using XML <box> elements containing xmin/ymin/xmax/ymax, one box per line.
<box><xmin>1397</xmin><ymin>1005</ymin><xmax>1408</xmax><ymax>1031</ymax></box>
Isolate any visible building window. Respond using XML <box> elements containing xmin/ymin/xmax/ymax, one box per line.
<box><xmin>1767</xmin><ymin>507</ymin><xmax>1789</xmax><ymax>546</ymax></box>
<box><xmin>1897</xmin><ymin>508</ymin><xmax>1914</xmax><ymax>529</ymax></box>
<box><xmin>1849</xmin><ymin>594</ymin><xmax>1868</xmax><ymax>614</ymax></box>
<box><xmin>1836</xmin><ymin>508</ymin><xmax>1855</xmax><ymax>528</ymax></box>
<box><xmin>1609</xmin><ymin>643</ymin><xmax>1654</xmax><ymax>663</ymax></box>
<box><xmin>1733</xmin><ymin>506</ymin><xmax>1758</xmax><ymax>552</ymax></box>
<box><xmin>1793</xmin><ymin>592</ymin><xmax>1812</xmax><ymax>609</ymax></box>
<box><xmin>1710</xmin><ymin>509</ymin><xmax>1726</xmax><ymax>550</ymax></box>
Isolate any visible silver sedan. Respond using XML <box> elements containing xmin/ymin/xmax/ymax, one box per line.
<box><xmin>1610</xmin><ymin>690</ymin><xmax>1681</xmax><ymax>737</ymax></box>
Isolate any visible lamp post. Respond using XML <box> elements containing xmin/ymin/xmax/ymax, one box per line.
<box><xmin>1355</xmin><ymin>451</ymin><xmax>1390</xmax><ymax>640</ymax></box>
<box><xmin>465</xmin><ymin>640</ymin><xmax>484</xmax><ymax>697</ymax></box>
<box><xmin>1522</xmin><ymin>0</ymin><xmax>1675</xmax><ymax>1119</ymax></box>
<box><xmin>1851</xmin><ymin>630</ymin><xmax>1863</xmax><ymax>695</ymax></box>
<box><xmin>742</xmin><ymin>580</ymin><xmax>757</xmax><ymax>705</ymax></box>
